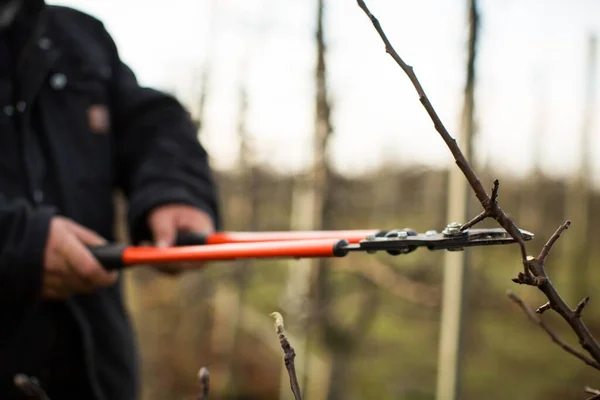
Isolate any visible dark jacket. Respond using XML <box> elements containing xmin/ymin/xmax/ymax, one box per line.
<box><xmin>0</xmin><ymin>2</ymin><xmax>220</xmax><ymax>399</ymax></box>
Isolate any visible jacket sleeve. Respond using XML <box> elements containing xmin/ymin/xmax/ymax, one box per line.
<box><xmin>0</xmin><ymin>197</ymin><xmax>55</xmax><ymax>316</ymax></box>
<box><xmin>99</xmin><ymin>26</ymin><xmax>221</xmax><ymax>244</ymax></box>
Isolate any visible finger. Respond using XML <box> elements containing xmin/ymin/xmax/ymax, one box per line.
<box><xmin>42</xmin><ymin>287</ymin><xmax>67</xmax><ymax>300</ymax></box>
<box><xmin>149</xmin><ymin>211</ymin><xmax>177</xmax><ymax>248</ymax></box>
<box><xmin>45</xmin><ymin>249</ymin><xmax>94</xmax><ymax>293</ymax></box>
<box><xmin>59</xmin><ymin>233</ymin><xmax>118</xmax><ymax>287</ymax></box>
<box><xmin>176</xmin><ymin>211</ymin><xmax>215</xmax><ymax>233</ymax></box>
<box><xmin>41</xmin><ymin>273</ymin><xmax>78</xmax><ymax>300</ymax></box>
<box><xmin>67</xmin><ymin>220</ymin><xmax>107</xmax><ymax>246</ymax></box>
<box><xmin>41</xmin><ymin>274</ymin><xmax>65</xmax><ymax>299</ymax></box>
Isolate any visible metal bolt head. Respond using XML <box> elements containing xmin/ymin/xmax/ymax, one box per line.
<box><xmin>442</xmin><ymin>222</ymin><xmax>463</xmax><ymax>236</ymax></box>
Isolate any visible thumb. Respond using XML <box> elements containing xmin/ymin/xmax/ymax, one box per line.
<box><xmin>149</xmin><ymin>211</ymin><xmax>177</xmax><ymax>248</ymax></box>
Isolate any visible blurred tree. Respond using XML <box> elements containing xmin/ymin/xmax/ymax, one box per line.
<box><xmin>223</xmin><ymin>82</ymin><xmax>262</xmax><ymax>395</ymax></box>
<box><xmin>194</xmin><ymin>0</ymin><xmax>219</xmax><ymax>131</ymax></box>
<box><xmin>436</xmin><ymin>0</ymin><xmax>479</xmax><ymax>399</ymax></box>
<box><xmin>561</xmin><ymin>34</ymin><xmax>597</xmax><ymax>303</ymax></box>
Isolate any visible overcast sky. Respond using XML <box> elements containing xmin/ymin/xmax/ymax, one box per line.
<box><xmin>47</xmin><ymin>0</ymin><xmax>600</xmax><ymax>184</ymax></box>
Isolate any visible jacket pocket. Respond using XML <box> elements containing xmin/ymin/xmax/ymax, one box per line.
<box><xmin>47</xmin><ymin>64</ymin><xmax>116</xmax><ymax>185</ymax></box>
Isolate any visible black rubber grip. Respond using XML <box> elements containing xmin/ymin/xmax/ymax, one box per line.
<box><xmin>332</xmin><ymin>239</ymin><xmax>350</xmax><ymax>257</ymax></box>
<box><xmin>175</xmin><ymin>231</ymin><xmax>209</xmax><ymax>246</ymax></box>
<box><xmin>89</xmin><ymin>244</ymin><xmax>127</xmax><ymax>270</ymax></box>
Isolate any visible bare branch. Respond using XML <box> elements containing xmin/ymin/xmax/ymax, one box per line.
<box><xmin>13</xmin><ymin>374</ymin><xmax>50</xmax><ymax>400</ymax></box>
<box><xmin>197</xmin><ymin>367</ymin><xmax>210</xmax><ymax>400</ymax></box>
<box><xmin>580</xmin><ymin>386</ymin><xmax>600</xmax><ymax>400</ymax></box>
<box><xmin>461</xmin><ymin>210</ymin><xmax>487</xmax><ymax>231</ymax></box>
<box><xmin>490</xmin><ymin>179</ymin><xmax>500</xmax><ymax>203</ymax></box>
<box><xmin>507</xmin><ymin>291</ymin><xmax>600</xmax><ymax>371</ymax></box>
<box><xmin>355</xmin><ymin>0</ymin><xmax>529</xmax><ymax>266</ymax></box>
<box><xmin>538</xmin><ymin>220</ymin><xmax>571</xmax><ymax>263</ymax></box>
<box><xmin>270</xmin><ymin>312</ymin><xmax>303</xmax><ymax>400</ymax></box>
<box><xmin>355</xmin><ymin>0</ymin><xmax>600</xmax><ymax>379</ymax></box>
<box><xmin>585</xmin><ymin>386</ymin><xmax>600</xmax><ymax>395</ymax></box>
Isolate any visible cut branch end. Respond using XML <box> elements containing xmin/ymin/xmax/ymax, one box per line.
<box><xmin>197</xmin><ymin>367</ymin><xmax>210</xmax><ymax>400</ymax></box>
<box><xmin>270</xmin><ymin>312</ymin><xmax>303</xmax><ymax>400</ymax></box>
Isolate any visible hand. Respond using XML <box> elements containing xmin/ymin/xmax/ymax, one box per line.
<box><xmin>42</xmin><ymin>216</ymin><xmax>119</xmax><ymax>300</ymax></box>
<box><xmin>147</xmin><ymin>203</ymin><xmax>215</xmax><ymax>275</ymax></box>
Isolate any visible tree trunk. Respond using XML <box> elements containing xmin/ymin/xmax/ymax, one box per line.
<box><xmin>435</xmin><ymin>1</ymin><xmax>479</xmax><ymax>399</ymax></box>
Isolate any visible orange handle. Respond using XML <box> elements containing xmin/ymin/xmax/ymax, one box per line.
<box><xmin>175</xmin><ymin>230</ymin><xmax>380</xmax><ymax>246</ymax></box>
<box><xmin>120</xmin><ymin>238</ymin><xmax>350</xmax><ymax>267</ymax></box>
<box><xmin>205</xmin><ymin>230</ymin><xmax>378</xmax><ymax>244</ymax></box>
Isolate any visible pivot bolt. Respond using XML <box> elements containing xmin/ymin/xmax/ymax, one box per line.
<box><xmin>442</xmin><ymin>222</ymin><xmax>463</xmax><ymax>236</ymax></box>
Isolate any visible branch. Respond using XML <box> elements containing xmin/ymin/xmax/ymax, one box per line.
<box><xmin>13</xmin><ymin>374</ymin><xmax>50</xmax><ymax>400</ymax></box>
<box><xmin>355</xmin><ymin>0</ymin><xmax>600</xmax><ymax>383</ymax></box>
<box><xmin>270</xmin><ymin>312</ymin><xmax>303</xmax><ymax>400</ymax></box>
<box><xmin>515</xmin><ymin>234</ymin><xmax>600</xmax><ymax>363</ymax></box>
<box><xmin>507</xmin><ymin>291</ymin><xmax>600</xmax><ymax>370</ymax></box>
<box><xmin>585</xmin><ymin>386</ymin><xmax>600</xmax><ymax>400</ymax></box>
<box><xmin>197</xmin><ymin>367</ymin><xmax>210</xmax><ymax>400</ymax></box>
<box><xmin>538</xmin><ymin>220</ymin><xmax>571</xmax><ymax>263</ymax></box>
<box><xmin>355</xmin><ymin>0</ymin><xmax>528</xmax><ymax>266</ymax></box>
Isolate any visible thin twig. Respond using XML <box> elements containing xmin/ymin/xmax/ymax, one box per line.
<box><xmin>490</xmin><ymin>179</ymin><xmax>500</xmax><ymax>203</ymax></box>
<box><xmin>585</xmin><ymin>386</ymin><xmax>600</xmax><ymax>395</ymax></box>
<box><xmin>576</xmin><ymin>297</ymin><xmax>591</xmax><ymax>317</ymax></box>
<box><xmin>585</xmin><ymin>387</ymin><xmax>600</xmax><ymax>400</ymax></box>
<box><xmin>13</xmin><ymin>374</ymin><xmax>50</xmax><ymax>400</ymax></box>
<box><xmin>538</xmin><ymin>220</ymin><xmax>571</xmax><ymax>263</ymax></box>
<box><xmin>270</xmin><ymin>312</ymin><xmax>302</xmax><ymax>400</ymax></box>
<box><xmin>461</xmin><ymin>210</ymin><xmax>487</xmax><ymax>231</ymax></box>
<box><xmin>507</xmin><ymin>291</ymin><xmax>600</xmax><ymax>371</ymax></box>
<box><xmin>197</xmin><ymin>367</ymin><xmax>210</xmax><ymax>400</ymax></box>
<box><xmin>355</xmin><ymin>0</ymin><xmax>600</xmax><ymax>371</ymax></box>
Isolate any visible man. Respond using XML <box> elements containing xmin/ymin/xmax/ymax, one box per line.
<box><xmin>0</xmin><ymin>0</ymin><xmax>221</xmax><ymax>399</ymax></box>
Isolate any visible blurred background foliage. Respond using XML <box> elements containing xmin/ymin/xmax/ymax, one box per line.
<box><xmin>46</xmin><ymin>0</ymin><xmax>600</xmax><ymax>398</ymax></box>
<box><xmin>117</xmin><ymin>166</ymin><xmax>600</xmax><ymax>400</ymax></box>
